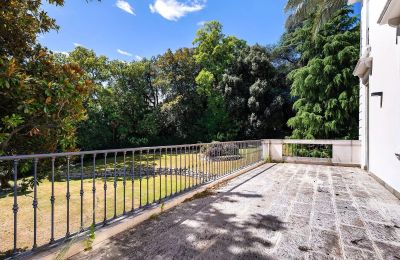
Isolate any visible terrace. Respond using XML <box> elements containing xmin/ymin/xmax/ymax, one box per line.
<box><xmin>1</xmin><ymin>140</ymin><xmax>399</xmax><ymax>259</ymax></box>
<box><xmin>71</xmin><ymin>164</ymin><xmax>400</xmax><ymax>260</ymax></box>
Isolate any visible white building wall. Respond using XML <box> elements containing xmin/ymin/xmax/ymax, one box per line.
<box><xmin>358</xmin><ymin>0</ymin><xmax>369</xmax><ymax>169</ymax></box>
<box><xmin>360</xmin><ymin>0</ymin><xmax>400</xmax><ymax>192</ymax></box>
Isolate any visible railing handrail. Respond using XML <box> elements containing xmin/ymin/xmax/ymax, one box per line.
<box><xmin>0</xmin><ymin>139</ymin><xmax>262</xmax><ymax>161</ymax></box>
<box><xmin>262</xmin><ymin>139</ymin><xmax>361</xmax><ymax>145</ymax></box>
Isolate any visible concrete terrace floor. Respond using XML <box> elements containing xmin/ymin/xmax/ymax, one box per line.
<box><xmin>70</xmin><ymin>163</ymin><xmax>400</xmax><ymax>260</ymax></box>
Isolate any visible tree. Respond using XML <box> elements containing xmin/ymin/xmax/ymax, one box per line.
<box><xmin>220</xmin><ymin>45</ymin><xmax>292</xmax><ymax>139</ymax></box>
<box><xmin>287</xmin><ymin>7</ymin><xmax>360</xmax><ymax>139</ymax></box>
<box><xmin>155</xmin><ymin>48</ymin><xmax>203</xmax><ymax>143</ymax></box>
<box><xmin>193</xmin><ymin>21</ymin><xmax>246</xmax><ymax>141</ymax></box>
<box><xmin>285</xmin><ymin>0</ymin><xmax>347</xmax><ymax>33</ymax></box>
<box><xmin>0</xmin><ymin>1</ymin><xmax>92</xmax><ymax>188</ymax></box>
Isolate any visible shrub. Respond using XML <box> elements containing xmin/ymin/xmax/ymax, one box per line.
<box><xmin>201</xmin><ymin>142</ymin><xmax>239</xmax><ymax>158</ymax></box>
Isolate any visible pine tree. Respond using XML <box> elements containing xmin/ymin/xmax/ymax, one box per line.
<box><xmin>287</xmin><ymin>7</ymin><xmax>360</xmax><ymax>139</ymax></box>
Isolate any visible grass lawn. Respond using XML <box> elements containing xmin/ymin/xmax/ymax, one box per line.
<box><xmin>0</xmin><ymin>148</ymin><xmax>261</xmax><ymax>255</ymax></box>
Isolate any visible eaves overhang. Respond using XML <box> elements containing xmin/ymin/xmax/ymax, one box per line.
<box><xmin>378</xmin><ymin>0</ymin><xmax>400</xmax><ymax>27</ymax></box>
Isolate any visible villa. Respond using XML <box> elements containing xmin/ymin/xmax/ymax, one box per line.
<box><xmin>1</xmin><ymin>1</ymin><xmax>400</xmax><ymax>260</ymax></box>
<box><xmin>351</xmin><ymin>0</ymin><xmax>400</xmax><ymax>197</ymax></box>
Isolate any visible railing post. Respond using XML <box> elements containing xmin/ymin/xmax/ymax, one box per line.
<box><xmin>169</xmin><ymin>147</ymin><xmax>172</xmax><ymax>197</ymax></box>
<box><xmin>113</xmin><ymin>152</ymin><xmax>117</xmax><ymax>219</ymax></box>
<box><xmin>32</xmin><ymin>158</ymin><xmax>38</xmax><ymax>249</ymax></box>
<box><xmin>50</xmin><ymin>157</ymin><xmax>56</xmax><ymax>243</ymax></box>
<box><xmin>65</xmin><ymin>156</ymin><xmax>71</xmax><ymax>238</ymax></box>
<box><xmin>131</xmin><ymin>150</ymin><xmax>135</xmax><ymax>211</ymax></box>
<box><xmin>92</xmin><ymin>154</ymin><xmax>96</xmax><ymax>226</ymax></box>
<box><xmin>152</xmin><ymin>149</ymin><xmax>156</xmax><ymax>204</ymax></box>
<box><xmin>79</xmin><ymin>155</ymin><xmax>84</xmax><ymax>232</ymax></box>
<box><xmin>13</xmin><ymin>160</ymin><xmax>19</xmax><ymax>254</ymax></box>
<box><xmin>146</xmin><ymin>150</ymin><xmax>149</xmax><ymax>206</ymax></box>
<box><xmin>123</xmin><ymin>151</ymin><xmax>126</xmax><ymax>215</ymax></box>
<box><xmin>103</xmin><ymin>153</ymin><xmax>107</xmax><ymax>226</ymax></box>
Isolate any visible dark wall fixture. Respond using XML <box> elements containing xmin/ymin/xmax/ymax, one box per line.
<box><xmin>371</xmin><ymin>92</ymin><xmax>383</xmax><ymax>107</ymax></box>
<box><xmin>396</xmin><ymin>153</ymin><xmax>400</xmax><ymax>161</ymax></box>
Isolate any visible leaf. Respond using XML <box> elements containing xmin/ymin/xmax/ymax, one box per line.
<box><xmin>45</xmin><ymin>96</ymin><xmax>52</xmax><ymax>104</ymax></box>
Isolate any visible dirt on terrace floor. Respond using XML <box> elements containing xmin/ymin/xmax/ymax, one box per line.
<box><xmin>69</xmin><ymin>163</ymin><xmax>400</xmax><ymax>260</ymax></box>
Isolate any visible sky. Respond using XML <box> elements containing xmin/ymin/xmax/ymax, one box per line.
<box><xmin>40</xmin><ymin>0</ymin><xmax>289</xmax><ymax>61</ymax></box>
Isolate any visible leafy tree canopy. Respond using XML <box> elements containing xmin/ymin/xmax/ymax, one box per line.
<box><xmin>0</xmin><ymin>0</ymin><xmax>93</xmax><ymax>187</ymax></box>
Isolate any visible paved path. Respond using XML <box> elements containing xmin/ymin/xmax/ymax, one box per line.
<box><xmin>71</xmin><ymin>163</ymin><xmax>400</xmax><ymax>259</ymax></box>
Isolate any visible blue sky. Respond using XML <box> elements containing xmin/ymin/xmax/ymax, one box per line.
<box><xmin>40</xmin><ymin>0</ymin><xmax>289</xmax><ymax>61</ymax></box>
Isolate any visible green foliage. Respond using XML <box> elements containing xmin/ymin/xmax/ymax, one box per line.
<box><xmin>84</xmin><ymin>224</ymin><xmax>96</xmax><ymax>251</ymax></box>
<box><xmin>287</xmin><ymin>7</ymin><xmax>360</xmax><ymax>139</ymax></box>
<box><xmin>0</xmin><ymin>0</ymin><xmax>92</xmax><ymax>188</ymax></box>
<box><xmin>285</xmin><ymin>0</ymin><xmax>347</xmax><ymax>34</ymax></box>
<box><xmin>193</xmin><ymin>21</ymin><xmax>247</xmax><ymax>141</ymax></box>
<box><xmin>220</xmin><ymin>45</ymin><xmax>293</xmax><ymax>139</ymax></box>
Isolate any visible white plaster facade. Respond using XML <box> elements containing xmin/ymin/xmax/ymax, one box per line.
<box><xmin>350</xmin><ymin>0</ymin><xmax>400</xmax><ymax>193</ymax></box>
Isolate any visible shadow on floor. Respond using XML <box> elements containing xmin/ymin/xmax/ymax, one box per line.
<box><xmin>71</xmin><ymin>166</ymin><xmax>284</xmax><ymax>259</ymax></box>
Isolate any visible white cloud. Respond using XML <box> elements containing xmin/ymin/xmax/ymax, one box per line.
<box><xmin>116</xmin><ymin>0</ymin><xmax>135</xmax><ymax>15</ymax></box>
<box><xmin>135</xmin><ymin>55</ymin><xmax>143</xmax><ymax>61</ymax></box>
<box><xmin>149</xmin><ymin>0</ymin><xmax>206</xmax><ymax>21</ymax></box>
<box><xmin>117</xmin><ymin>49</ymin><xmax>133</xmax><ymax>57</ymax></box>
<box><xmin>73</xmin><ymin>42</ymin><xmax>85</xmax><ymax>47</ymax></box>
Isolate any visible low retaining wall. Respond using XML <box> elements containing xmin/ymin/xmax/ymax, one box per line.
<box><xmin>262</xmin><ymin>139</ymin><xmax>361</xmax><ymax>166</ymax></box>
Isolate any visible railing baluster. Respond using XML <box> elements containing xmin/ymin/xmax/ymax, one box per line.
<box><xmin>230</xmin><ymin>144</ymin><xmax>233</xmax><ymax>173</ymax></box>
<box><xmin>164</xmin><ymin>148</ymin><xmax>167</xmax><ymax>200</ymax></box>
<box><xmin>184</xmin><ymin>146</ymin><xmax>187</xmax><ymax>191</ymax></box>
<box><xmin>188</xmin><ymin>146</ymin><xmax>191</xmax><ymax>189</ymax></box>
<box><xmin>215</xmin><ymin>144</ymin><xmax>217</xmax><ymax>179</ymax></box>
<box><xmin>153</xmin><ymin>149</ymin><xmax>156</xmax><ymax>204</ymax></box>
<box><xmin>146</xmin><ymin>150</ymin><xmax>149</xmax><ymax>206</ymax></box>
<box><xmin>123</xmin><ymin>152</ymin><xmax>126</xmax><ymax>215</ymax></box>
<box><xmin>50</xmin><ymin>157</ymin><xmax>55</xmax><ymax>243</ymax></box>
<box><xmin>103</xmin><ymin>153</ymin><xmax>107</xmax><ymax>226</ymax></box>
<box><xmin>12</xmin><ymin>160</ymin><xmax>19</xmax><ymax>253</ymax></box>
<box><xmin>192</xmin><ymin>146</ymin><xmax>195</xmax><ymax>187</ymax></box>
<box><xmin>221</xmin><ymin>144</ymin><xmax>224</xmax><ymax>175</ymax></box>
<box><xmin>218</xmin><ymin>144</ymin><xmax>221</xmax><ymax>178</ymax></box>
<box><xmin>66</xmin><ymin>156</ymin><xmax>71</xmax><ymax>237</ymax></box>
<box><xmin>169</xmin><ymin>148</ymin><xmax>172</xmax><ymax>197</ymax></box>
<box><xmin>245</xmin><ymin>142</ymin><xmax>248</xmax><ymax>166</ymax></box>
<box><xmin>207</xmin><ymin>144</ymin><xmax>210</xmax><ymax>181</ymax></box>
<box><xmin>79</xmin><ymin>155</ymin><xmax>84</xmax><ymax>232</ymax></box>
<box><xmin>175</xmin><ymin>147</ymin><xmax>178</xmax><ymax>194</ymax></box>
<box><xmin>213</xmin><ymin>145</ymin><xmax>216</xmax><ymax>180</ymax></box>
<box><xmin>158</xmin><ymin>148</ymin><xmax>161</xmax><ymax>202</ymax></box>
<box><xmin>139</xmin><ymin>150</ymin><xmax>143</xmax><ymax>208</ymax></box>
<box><xmin>32</xmin><ymin>158</ymin><xmax>38</xmax><ymax>249</ymax></box>
<box><xmin>113</xmin><ymin>152</ymin><xmax>117</xmax><ymax>219</ymax></box>
<box><xmin>92</xmin><ymin>154</ymin><xmax>96</xmax><ymax>226</ymax></box>
<box><xmin>223</xmin><ymin>144</ymin><xmax>226</xmax><ymax>175</ymax></box>
<box><xmin>203</xmin><ymin>145</ymin><xmax>205</xmax><ymax>182</ymax></box>
<box><xmin>131</xmin><ymin>150</ymin><xmax>137</xmax><ymax>212</ymax></box>
<box><xmin>180</xmin><ymin>148</ymin><xmax>182</xmax><ymax>193</ymax></box>
<box><xmin>195</xmin><ymin>146</ymin><xmax>198</xmax><ymax>186</ymax></box>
